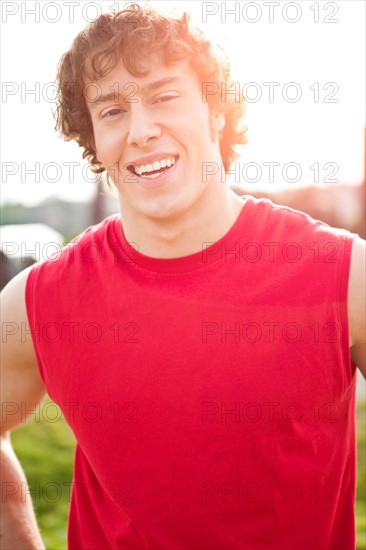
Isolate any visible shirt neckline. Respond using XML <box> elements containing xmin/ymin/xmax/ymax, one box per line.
<box><xmin>110</xmin><ymin>194</ymin><xmax>257</xmax><ymax>274</ymax></box>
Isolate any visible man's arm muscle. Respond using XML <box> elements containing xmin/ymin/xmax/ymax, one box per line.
<box><xmin>1</xmin><ymin>267</ymin><xmax>46</xmax><ymax>549</ymax></box>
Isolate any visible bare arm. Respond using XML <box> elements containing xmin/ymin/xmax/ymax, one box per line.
<box><xmin>1</xmin><ymin>267</ymin><xmax>46</xmax><ymax>549</ymax></box>
<box><xmin>348</xmin><ymin>236</ymin><xmax>366</xmax><ymax>378</ymax></box>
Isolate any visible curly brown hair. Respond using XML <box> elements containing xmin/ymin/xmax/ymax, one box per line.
<box><xmin>55</xmin><ymin>2</ymin><xmax>247</xmax><ymax>175</ymax></box>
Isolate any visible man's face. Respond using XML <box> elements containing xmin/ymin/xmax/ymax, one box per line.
<box><xmin>87</xmin><ymin>56</ymin><xmax>224</xmax><ymax>221</ymax></box>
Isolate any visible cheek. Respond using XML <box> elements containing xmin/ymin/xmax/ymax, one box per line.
<box><xmin>179</xmin><ymin>110</ymin><xmax>211</xmax><ymax>143</ymax></box>
<box><xmin>95</xmin><ymin>126</ymin><xmax>125</xmax><ymax>164</ymax></box>
<box><xmin>184</xmin><ymin>118</ymin><xmax>215</xmax><ymax>157</ymax></box>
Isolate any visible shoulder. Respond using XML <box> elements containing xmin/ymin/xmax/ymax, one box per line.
<box><xmin>29</xmin><ymin>214</ymin><xmax>120</xmax><ymax>279</ymax></box>
<box><xmin>243</xmin><ymin>195</ymin><xmax>365</xmax><ymax>366</ymax></box>
<box><xmin>23</xmin><ymin>215</ymin><xmax>122</xmax><ymax>332</ymax></box>
<box><xmin>242</xmin><ymin>195</ymin><xmax>357</xmax><ymax>260</ymax></box>
<box><xmin>244</xmin><ymin>195</ymin><xmax>350</xmax><ymax>237</ymax></box>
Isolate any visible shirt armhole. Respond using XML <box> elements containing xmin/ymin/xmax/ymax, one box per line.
<box><xmin>337</xmin><ymin>232</ymin><xmax>358</xmax><ymax>379</ymax></box>
<box><xmin>25</xmin><ymin>264</ymin><xmax>47</xmax><ymax>385</ymax></box>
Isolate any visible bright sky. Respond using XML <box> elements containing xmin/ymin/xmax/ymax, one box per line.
<box><xmin>1</xmin><ymin>0</ymin><xmax>365</xmax><ymax>206</ymax></box>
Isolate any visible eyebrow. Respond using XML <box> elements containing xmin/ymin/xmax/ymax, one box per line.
<box><xmin>88</xmin><ymin>76</ymin><xmax>182</xmax><ymax>109</ymax></box>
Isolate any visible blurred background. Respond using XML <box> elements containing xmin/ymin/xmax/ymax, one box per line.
<box><xmin>1</xmin><ymin>0</ymin><xmax>365</xmax><ymax>548</ymax></box>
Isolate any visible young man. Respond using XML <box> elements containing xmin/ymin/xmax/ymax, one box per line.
<box><xmin>1</xmin><ymin>4</ymin><xmax>365</xmax><ymax>549</ymax></box>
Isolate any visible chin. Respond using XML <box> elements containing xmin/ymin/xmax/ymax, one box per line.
<box><xmin>136</xmin><ymin>190</ymin><xmax>184</xmax><ymax>214</ymax></box>
<box><xmin>140</xmin><ymin>199</ymin><xmax>188</xmax><ymax>222</ymax></box>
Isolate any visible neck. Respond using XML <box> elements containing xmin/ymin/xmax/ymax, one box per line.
<box><xmin>118</xmin><ymin>185</ymin><xmax>246</xmax><ymax>259</ymax></box>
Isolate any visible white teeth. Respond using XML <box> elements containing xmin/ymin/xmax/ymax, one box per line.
<box><xmin>132</xmin><ymin>156</ymin><xmax>176</xmax><ymax>176</ymax></box>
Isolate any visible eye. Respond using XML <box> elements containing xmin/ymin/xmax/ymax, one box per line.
<box><xmin>154</xmin><ymin>95</ymin><xmax>178</xmax><ymax>104</ymax></box>
<box><xmin>101</xmin><ymin>107</ymin><xmax>126</xmax><ymax>119</ymax></box>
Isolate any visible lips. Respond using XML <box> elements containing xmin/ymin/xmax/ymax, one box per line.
<box><xmin>124</xmin><ymin>155</ymin><xmax>178</xmax><ymax>187</ymax></box>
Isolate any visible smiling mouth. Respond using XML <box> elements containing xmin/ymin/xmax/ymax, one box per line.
<box><xmin>126</xmin><ymin>156</ymin><xmax>178</xmax><ymax>179</ymax></box>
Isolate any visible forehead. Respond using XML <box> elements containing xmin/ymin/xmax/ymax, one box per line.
<box><xmin>85</xmin><ymin>57</ymin><xmax>199</xmax><ymax>105</ymax></box>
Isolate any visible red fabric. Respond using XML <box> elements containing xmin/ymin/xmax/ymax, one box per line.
<box><xmin>26</xmin><ymin>196</ymin><xmax>358</xmax><ymax>549</ymax></box>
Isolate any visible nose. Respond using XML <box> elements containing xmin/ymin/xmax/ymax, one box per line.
<box><xmin>126</xmin><ymin>104</ymin><xmax>161</xmax><ymax>147</ymax></box>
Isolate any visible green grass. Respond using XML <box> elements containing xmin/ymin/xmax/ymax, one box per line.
<box><xmin>10</xmin><ymin>399</ymin><xmax>366</xmax><ymax>549</ymax></box>
<box><xmin>11</xmin><ymin>402</ymin><xmax>75</xmax><ymax>549</ymax></box>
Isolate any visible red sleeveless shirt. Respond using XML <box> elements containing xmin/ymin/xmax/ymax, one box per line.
<box><xmin>26</xmin><ymin>196</ymin><xmax>357</xmax><ymax>549</ymax></box>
